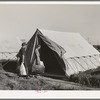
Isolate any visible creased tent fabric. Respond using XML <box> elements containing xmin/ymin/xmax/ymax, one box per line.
<box><xmin>25</xmin><ymin>29</ymin><xmax>66</xmax><ymax>73</ymax></box>
<box><xmin>25</xmin><ymin>29</ymin><xmax>100</xmax><ymax>76</ymax></box>
<box><xmin>40</xmin><ymin>29</ymin><xmax>100</xmax><ymax>57</ymax></box>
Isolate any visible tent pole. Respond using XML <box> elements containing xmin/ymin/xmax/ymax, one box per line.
<box><xmin>30</xmin><ymin>34</ymin><xmax>37</xmax><ymax>63</ymax></box>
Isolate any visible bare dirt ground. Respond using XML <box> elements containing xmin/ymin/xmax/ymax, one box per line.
<box><xmin>0</xmin><ymin>68</ymin><xmax>99</xmax><ymax>90</ymax></box>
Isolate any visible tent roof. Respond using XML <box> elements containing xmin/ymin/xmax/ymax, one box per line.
<box><xmin>38</xmin><ymin>29</ymin><xmax>100</xmax><ymax>58</ymax></box>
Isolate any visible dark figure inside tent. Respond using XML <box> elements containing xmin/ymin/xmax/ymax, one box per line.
<box><xmin>32</xmin><ymin>45</ymin><xmax>45</xmax><ymax>76</ymax></box>
<box><xmin>35</xmin><ymin>45</ymin><xmax>41</xmax><ymax>65</ymax></box>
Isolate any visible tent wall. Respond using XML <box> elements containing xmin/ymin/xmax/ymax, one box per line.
<box><xmin>64</xmin><ymin>55</ymin><xmax>100</xmax><ymax>76</ymax></box>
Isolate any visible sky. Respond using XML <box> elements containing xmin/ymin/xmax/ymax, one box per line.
<box><xmin>0</xmin><ymin>4</ymin><xmax>100</xmax><ymax>52</ymax></box>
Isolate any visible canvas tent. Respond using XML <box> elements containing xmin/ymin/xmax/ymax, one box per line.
<box><xmin>25</xmin><ymin>29</ymin><xmax>100</xmax><ymax>76</ymax></box>
<box><xmin>0</xmin><ymin>38</ymin><xmax>21</xmax><ymax>60</ymax></box>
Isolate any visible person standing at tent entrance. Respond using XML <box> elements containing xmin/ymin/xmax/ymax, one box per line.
<box><xmin>33</xmin><ymin>45</ymin><xmax>45</xmax><ymax>76</ymax></box>
<box><xmin>35</xmin><ymin>45</ymin><xmax>41</xmax><ymax>65</ymax></box>
<box><xmin>16</xmin><ymin>42</ymin><xmax>28</xmax><ymax>77</ymax></box>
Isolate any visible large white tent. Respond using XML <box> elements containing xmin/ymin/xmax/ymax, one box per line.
<box><xmin>36</xmin><ymin>29</ymin><xmax>100</xmax><ymax>76</ymax></box>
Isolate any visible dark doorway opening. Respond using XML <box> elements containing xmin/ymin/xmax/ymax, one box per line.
<box><xmin>40</xmin><ymin>38</ymin><xmax>66</xmax><ymax>76</ymax></box>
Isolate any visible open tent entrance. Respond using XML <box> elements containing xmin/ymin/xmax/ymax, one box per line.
<box><xmin>39</xmin><ymin>38</ymin><xmax>66</xmax><ymax>76</ymax></box>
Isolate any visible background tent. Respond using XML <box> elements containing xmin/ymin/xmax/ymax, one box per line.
<box><xmin>25</xmin><ymin>29</ymin><xmax>100</xmax><ymax>76</ymax></box>
<box><xmin>0</xmin><ymin>39</ymin><xmax>20</xmax><ymax>60</ymax></box>
<box><xmin>0</xmin><ymin>37</ymin><xmax>27</xmax><ymax>60</ymax></box>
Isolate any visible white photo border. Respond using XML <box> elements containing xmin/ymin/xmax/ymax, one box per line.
<box><xmin>0</xmin><ymin>1</ymin><xmax>100</xmax><ymax>99</ymax></box>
